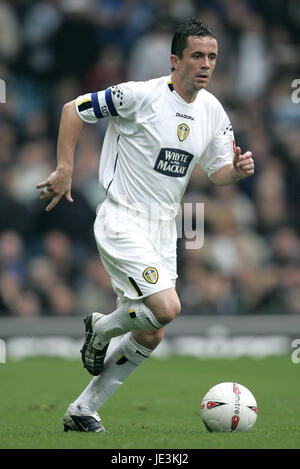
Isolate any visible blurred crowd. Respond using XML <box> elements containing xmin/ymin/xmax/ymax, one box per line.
<box><xmin>0</xmin><ymin>0</ymin><xmax>300</xmax><ymax>317</ymax></box>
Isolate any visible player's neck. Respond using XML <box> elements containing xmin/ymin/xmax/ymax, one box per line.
<box><xmin>171</xmin><ymin>73</ymin><xmax>199</xmax><ymax>103</ymax></box>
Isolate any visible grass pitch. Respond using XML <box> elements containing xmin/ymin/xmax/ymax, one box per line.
<box><xmin>0</xmin><ymin>354</ymin><xmax>299</xmax><ymax>449</ymax></box>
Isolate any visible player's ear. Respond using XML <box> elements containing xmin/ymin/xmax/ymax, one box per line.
<box><xmin>170</xmin><ymin>54</ymin><xmax>180</xmax><ymax>71</ymax></box>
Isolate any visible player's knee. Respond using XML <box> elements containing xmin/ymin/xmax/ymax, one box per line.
<box><xmin>144</xmin><ymin>289</ymin><xmax>181</xmax><ymax>326</ymax></box>
<box><xmin>132</xmin><ymin>328</ymin><xmax>164</xmax><ymax>350</ymax></box>
<box><xmin>154</xmin><ymin>296</ymin><xmax>181</xmax><ymax>325</ymax></box>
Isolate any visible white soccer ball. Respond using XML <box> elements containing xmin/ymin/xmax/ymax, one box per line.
<box><xmin>200</xmin><ymin>382</ymin><xmax>258</xmax><ymax>432</ymax></box>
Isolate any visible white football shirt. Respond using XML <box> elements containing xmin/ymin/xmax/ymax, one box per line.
<box><xmin>76</xmin><ymin>76</ymin><xmax>235</xmax><ymax>220</ymax></box>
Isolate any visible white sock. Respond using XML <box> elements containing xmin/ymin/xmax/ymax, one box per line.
<box><xmin>71</xmin><ymin>333</ymin><xmax>152</xmax><ymax>413</ymax></box>
<box><xmin>93</xmin><ymin>301</ymin><xmax>162</xmax><ymax>348</ymax></box>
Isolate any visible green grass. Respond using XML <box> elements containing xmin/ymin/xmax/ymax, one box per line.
<box><xmin>0</xmin><ymin>355</ymin><xmax>299</xmax><ymax>449</ymax></box>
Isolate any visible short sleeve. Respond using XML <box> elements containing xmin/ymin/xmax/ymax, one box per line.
<box><xmin>75</xmin><ymin>83</ymin><xmax>137</xmax><ymax>124</ymax></box>
<box><xmin>200</xmin><ymin>113</ymin><xmax>235</xmax><ymax>177</ymax></box>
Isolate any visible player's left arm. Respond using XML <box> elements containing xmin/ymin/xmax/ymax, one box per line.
<box><xmin>209</xmin><ymin>146</ymin><xmax>254</xmax><ymax>185</ymax></box>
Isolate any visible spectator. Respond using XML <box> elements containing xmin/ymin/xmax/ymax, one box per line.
<box><xmin>128</xmin><ymin>14</ymin><xmax>174</xmax><ymax>81</ymax></box>
<box><xmin>0</xmin><ymin>0</ymin><xmax>21</xmax><ymax>64</ymax></box>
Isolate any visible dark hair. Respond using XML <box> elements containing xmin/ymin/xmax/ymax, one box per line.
<box><xmin>171</xmin><ymin>19</ymin><xmax>216</xmax><ymax>59</ymax></box>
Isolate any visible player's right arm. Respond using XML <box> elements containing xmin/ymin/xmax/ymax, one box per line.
<box><xmin>37</xmin><ymin>84</ymin><xmax>137</xmax><ymax>211</ymax></box>
<box><xmin>36</xmin><ymin>100</ymin><xmax>82</xmax><ymax>211</ymax></box>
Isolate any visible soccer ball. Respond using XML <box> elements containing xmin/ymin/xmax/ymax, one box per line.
<box><xmin>200</xmin><ymin>382</ymin><xmax>258</xmax><ymax>432</ymax></box>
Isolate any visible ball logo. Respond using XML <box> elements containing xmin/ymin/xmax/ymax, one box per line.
<box><xmin>231</xmin><ymin>415</ymin><xmax>240</xmax><ymax>431</ymax></box>
<box><xmin>248</xmin><ymin>406</ymin><xmax>258</xmax><ymax>414</ymax></box>
<box><xmin>233</xmin><ymin>383</ymin><xmax>241</xmax><ymax>394</ymax></box>
<box><xmin>177</xmin><ymin>123</ymin><xmax>190</xmax><ymax>142</ymax></box>
<box><xmin>206</xmin><ymin>401</ymin><xmax>226</xmax><ymax>409</ymax></box>
<box><xmin>143</xmin><ymin>267</ymin><xmax>159</xmax><ymax>284</ymax></box>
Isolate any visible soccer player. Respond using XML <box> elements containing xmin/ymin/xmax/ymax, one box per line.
<box><xmin>37</xmin><ymin>20</ymin><xmax>254</xmax><ymax>432</ymax></box>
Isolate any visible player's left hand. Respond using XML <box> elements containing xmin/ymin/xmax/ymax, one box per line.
<box><xmin>233</xmin><ymin>146</ymin><xmax>254</xmax><ymax>178</ymax></box>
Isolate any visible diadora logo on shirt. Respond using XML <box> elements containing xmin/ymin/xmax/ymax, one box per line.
<box><xmin>177</xmin><ymin>123</ymin><xmax>190</xmax><ymax>142</ymax></box>
<box><xmin>176</xmin><ymin>112</ymin><xmax>194</xmax><ymax>121</ymax></box>
<box><xmin>154</xmin><ymin>148</ymin><xmax>194</xmax><ymax>177</ymax></box>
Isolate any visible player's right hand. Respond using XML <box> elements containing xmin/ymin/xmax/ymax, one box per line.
<box><xmin>36</xmin><ymin>167</ymin><xmax>73</xmax><ymax>212</ymax></box>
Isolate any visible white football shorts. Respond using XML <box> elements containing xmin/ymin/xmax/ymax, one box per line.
<box><xmin>94</xmin><ymin>197</ymin><xmax>178</xmax><ymax>302</ymax></box>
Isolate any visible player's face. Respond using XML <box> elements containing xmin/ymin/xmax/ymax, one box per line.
<box><xmin>172</xmin><ymin>35</ymin><xmax>218</xmax><ymax>93</ymax></box>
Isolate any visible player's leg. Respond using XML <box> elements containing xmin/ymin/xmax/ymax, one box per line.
<box><xmin>93</xmin><ymin>287</ymin><xmax>180</xmax><ymax>341</ymax></box>
<box><xmin>81</xmin><ymin>288</ymin><xmax>179</xmax><ymax>376</ymax></box>
<box><xmin>81</xmin><ymin>198</ymin><xmax>178</xmax><ymax>376</ymax></box>
<box><xmin>131</xmin><ymin>327</ymin><xmax>165</xmax><ymax>349</ymax></box>
<box><xmin>65</xmin><ymin>328</ymin><xmax>164</xmax><ymax>431</ymax></box>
